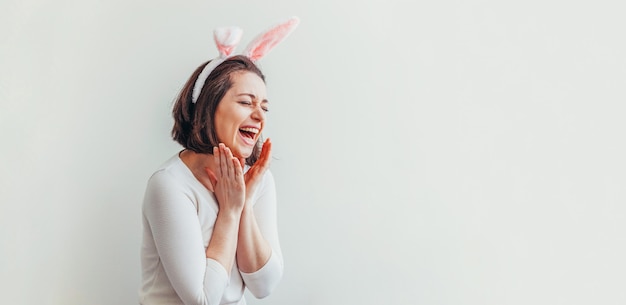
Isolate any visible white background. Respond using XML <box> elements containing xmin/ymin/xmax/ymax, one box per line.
<box><xmin>1</xmin><ymin>0</ymin><xmax>625</xmax><ymax>304</ymax></box>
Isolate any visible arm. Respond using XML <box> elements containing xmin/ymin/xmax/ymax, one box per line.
<box><xmin>144</xmin><ymin>145</ymin><xmax>245</xmax><ymax>305</ymax></box>
<box><xmin>237</xmin><ymin>170</ymin><xmax>284</xmax><ymax>298</ymax></box>
<box><xmin>204</xmin><ymin>144</ymin><xmax>246</xmax><ymax>274</ymax></box>
<box><xmin>144</xmin><ymin>172</ymin><xmax>230</xmax><ymax>305</ymax></box>
<box><xmin>236</xmin><ymin>201</ymin><xmax>271</xmax><ymax>273</ymax></box>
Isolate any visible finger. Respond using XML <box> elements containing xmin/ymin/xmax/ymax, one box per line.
<box><xmin>245</xmin><ymin>141</ymin><xmax>267</xmax><ymax>172</ymax></box>
<box><xmin>224</xmin><ymin>146</ymin><xmax>235</xmax><ymax>177</ymax></box>
<box><xmin>238</xmin><ymin>158</ymin><xmax>245</xmax><ymax>169</ymax></box>
<box><xmin>257</xmin><ymin>139</ymin><xmax>272</xmax><ymax>171</ymax></box>
<box><xmin>232</xmin><ymin>157</ymin><xmax>243</xmax><ymax>178</ymax></box>
<box><xmin>204</xmin><ymin>167</ymin><xmax>218</xmax><ymax>190</ymax></box>
<box><xmin>244</xmin><ymin>139</ymin><xmax>272</xmax><ymax>182</ymax></box>
<box><xmin>219</xmin><ymin>143</ymin><xmax>228</xmax><ymax>177</ymax></box>
<box><xmin>245</xmin><ymin>161</ymin><xmax>268</xmax><ymax>184</ymax></box>
<box><xmin>259</xmin><ymin>138</ymin><xmax>272</xmax><ymax>164</ymax></box>
<box><xmin>264</xmin><ymin>139</ymin><xmax>272</xmax><ymax>162</ymax></box>
<box><xmin>213</xmin><ymin>146</ymin><xmax>222</xmax><ymax>177</ymax></box>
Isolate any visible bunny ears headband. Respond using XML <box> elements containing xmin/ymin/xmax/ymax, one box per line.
<box><xmin>192</xmin><ymin>16</ymin><xmax>300</xmax><ymax>103</ymax></box>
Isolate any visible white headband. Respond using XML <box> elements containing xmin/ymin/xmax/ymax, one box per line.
<box><xmin>191</xmin><ymin>16</ymin><xmax>300</xmax><ymax>103</ymax></box>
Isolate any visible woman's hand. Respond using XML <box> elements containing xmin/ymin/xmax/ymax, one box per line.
<box><xmin>239</xmin><ymin>138</ymin><xmax>272</xmax><ymax>203</ymax></box>
<box><xmin>205</xmin><ymin>143</ymin><xmax>246</xmax><ymax>214</ymax></box>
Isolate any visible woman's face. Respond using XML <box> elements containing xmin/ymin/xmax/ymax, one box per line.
<box><xmin>214</xmin><ymin>71</ymin><xmax>268</xmax><ymax>159</ymax></box>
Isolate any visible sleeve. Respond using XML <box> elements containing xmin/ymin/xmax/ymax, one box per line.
<box><xmin>239</xmin><ymin>170</ymin><xmax>284</xmax><ymax>298</ymax></box>
<box><xmin>143</xmin><ymin>171</ymin><xmax>228</xmax><ymax>305</ymax></box>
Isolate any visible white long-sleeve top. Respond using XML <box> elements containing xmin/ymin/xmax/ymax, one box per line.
<box><xmin>139</xmin><ymin>153</ymin><xmax>283</xmax><ymax>305</ymax></box>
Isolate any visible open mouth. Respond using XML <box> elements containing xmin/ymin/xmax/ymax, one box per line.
<box><xmin>239</xmin><ymin>127</ymin><xmax>259</xmax><ymax>144</ymax></box>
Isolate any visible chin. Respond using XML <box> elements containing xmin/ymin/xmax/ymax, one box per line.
<box><xmin>233</xmin><ymin>148</ymin><xmax>253</xmax><ymax>159</ymax></box>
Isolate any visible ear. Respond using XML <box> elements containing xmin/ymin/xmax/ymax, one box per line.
<box><xmin>242</xmin><ymin>16</ymin><xmax>300</xmax><ymax>62</ymax></box>
<box><xmin>213</xmin><ymin>26</ymin><xmax>243</xmax><ymax>57</ymax></box>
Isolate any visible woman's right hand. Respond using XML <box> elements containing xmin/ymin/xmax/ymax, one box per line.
<box><xmin>238</xmin><ymin>138</ymin><xmax>272</xmax><ymax>203</ymax></box>
<box><xmin>205</xmin><ymin>143</ymin><xmax>246</xmax><ymax>214</ymax></box>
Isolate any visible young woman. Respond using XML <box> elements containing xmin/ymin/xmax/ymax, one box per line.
<box><xmin>139</xmin><ymin>18</ymin><xmax>298</xmax><ymax>305</ymax></box>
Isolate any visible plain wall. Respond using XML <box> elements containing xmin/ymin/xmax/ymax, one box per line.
<box><xmin>1</xmin><ymin>0</ymin><xmax>625</xmax><ymax>304</ymax></box>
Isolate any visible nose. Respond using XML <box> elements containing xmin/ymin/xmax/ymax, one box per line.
<box><xmin>250</xmin><ymin>104</ymin><xmax>266</xmax><ymax>122</ymax></box>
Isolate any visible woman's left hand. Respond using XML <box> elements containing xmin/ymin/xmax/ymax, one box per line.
<box><xmin>239</xmin><ymin>138</ymin><xmax>272</xmax><ymax>202</ymax></box>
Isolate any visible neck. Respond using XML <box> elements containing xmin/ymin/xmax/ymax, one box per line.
<box><xmin>179</xmin><ymin>149</ymin><xmax>218</xmax><ymax>191</ymax></box>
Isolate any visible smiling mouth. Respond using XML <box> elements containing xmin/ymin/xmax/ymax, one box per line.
<box><xmin>239</xmin><ymin>127</ymin><xmax>259</xmax><ymax>143</ymax></box>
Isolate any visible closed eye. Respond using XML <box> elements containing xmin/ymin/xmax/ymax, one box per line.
<box><xmin>239</xmin><ymin>101</ymin><xmax>268</xmax><ymax>112</ymax></box>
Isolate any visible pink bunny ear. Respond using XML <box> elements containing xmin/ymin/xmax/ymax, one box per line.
<box><xmin>214</xmin><ymin>26</ymin><xmax>243</xmax><ymax>57</ymax></box>
<box><xmin>192</xmin><ymin>27</ymin><xmax>243</xmax><ymax>103</ymax></box>
<box><xmin>242</xmin><ymin>16</ymin><xmax>300</xmax><ymax>62</ymax></box>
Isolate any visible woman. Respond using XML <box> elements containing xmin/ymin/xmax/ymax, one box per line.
<box><xmin>139</xmin><ymin>18</ymin><xmax>298</xmax><ymax>305</ymax></box>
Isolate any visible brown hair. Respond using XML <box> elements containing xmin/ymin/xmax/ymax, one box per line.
<box><xmin>172</xmin><ymin>55</ymin><xmax>265</xmax><ymax>165</ymax></box>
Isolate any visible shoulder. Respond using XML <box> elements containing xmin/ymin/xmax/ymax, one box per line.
<box><xmin>146</xmin><ymin>157</ymin><xmax>185</xmax><ymax>189</ymax></box>
<box><xmin>143</xmin><ymin>157</ymin><xmax>194</xmax><ymax>211</ymax></box>
<box><xmin>261</xmin><ymin>169</ymin><xmax>275</xmax><ymax>187</ymax></box>
<box><xmin>146</xmin><ymin>168</ymin><xmax>180</xmax><ymax>191</ymax></box>
<box><xmin>145</xmin><ymin>154</ymin><xmax>190</xmax><ymax>190</ymax></box>
<box><xmin>252</xmin><ymin>169</ymin><xmax>276</xmax><ymax>202</ymax></box>
<box><xmin>262</xmin><ymin>168</ymin><xmax>274</xmax><ymax>181</ymax></box>
<box><xmin>143</xmin><ymin>169</ymin><xmax>188</xmax><ymax>205</ymax></box>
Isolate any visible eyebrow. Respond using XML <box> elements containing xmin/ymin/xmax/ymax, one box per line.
<box><xmin>237</xmin><ymin>93</ymin><xmax>269</xmax><ymax>104</ymax></box>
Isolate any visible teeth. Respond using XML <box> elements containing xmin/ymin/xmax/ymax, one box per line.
<box><xmin>239</xmin><ymin>127</ymin><xmax>259</xmax><ymax>134</ymax></box>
